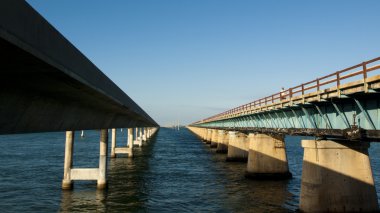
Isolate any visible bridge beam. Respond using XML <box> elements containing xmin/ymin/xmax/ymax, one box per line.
<box><xmin>226</xmin><ymin>131</ymin><xmax>248</xmax><ymax>162</ymax></box>
<box><xmin>299</xmin><ymin>139</ymin><xmax>378</xmax><ymax>212</ymax></box>
<box><xmin>245</xmin><ymin>133</ymin><xmax>291</xmax><ymax>180</ymax></box>
<box><xmin>206</xmin><ymin>129</ymin><xmax>212</xmax><ymax>144</ymax></box>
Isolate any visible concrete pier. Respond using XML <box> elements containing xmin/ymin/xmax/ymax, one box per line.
<box><xmin>226</xmin><ymin>131</ymin><xmax>248</xmax><ymax>162</ymax></box>
<box><xmin>202</xmin><ymin>128</ymin><xmax>207</xmax><ymax>141</ymax></box>
<box><xmin>142</xmin><ymin>128</ymin><xmax>147</xmax><ymax>142</ymax></box>
<box><xmin>127</xmin><ymin>128</ymin><xmax>134</xmax><ymax>157</ymax></box>
<box><xmin>62</xmin><ymin>129</ymin><xmax>109</xmax><ymax>190</ymax></box>
<box><xmin>138</xmin><ymin>128</ymin><xmax>143</xmax><ymax>146</ymax></box>
<box><xmin>210</xmin><ymin>129</ymin><xmax>218</xmax><ymax>148</ymax></box>
<box><xmin>246</xmin><ymin>133</ymin><xmax>291</xmax><ymax>180</ymax></box>
<box><xmin>134</xmin><ymin>128</ymin><xmax>142</xmax><ymax>147</ymax></box>
<box><xmin>62</xmin><ymin>131</ymin><xmax>74</xmax><ymax>189</ymax></box>
<box><xmin>216</xmin><ymin>130</ymin><xmax>228</xmax><ymax>153</ymax></box>
<box><xmin>97</xmin><ymin>129</ymin><xmax>108</xmax><ymax>189</ymax></box>
<box><xmin>205</xmin><ymin>129</ymin><xmax>212</xmax><ymax>144</ymax></box>
<box><xmin>111</xmin><ymin>128</ymin><xmax>134</xmax><ymax>158</ymax></box>
<box><xmin>111</xmin><ymin>128</ymin><xmax>117</xmax><ymax>158</ymax></box>
<box><xmin>299</xmin><ymin>139</ymin><xmax>378</xmax><ymax>212</ymax></box>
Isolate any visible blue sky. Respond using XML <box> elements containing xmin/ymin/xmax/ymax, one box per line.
<box><xmin>26</xmin><ymin>0</ymin><xmax>380</xmax><ymax>126</ymax></box>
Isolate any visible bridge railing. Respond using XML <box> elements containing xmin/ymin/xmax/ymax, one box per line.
<box><xmin>195</xmin><ymin>56</ymin><xmax>380</xmax><ymax>124</ymax></box>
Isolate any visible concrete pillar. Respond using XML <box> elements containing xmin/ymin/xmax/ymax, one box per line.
<box><xmin>147</xmin><ymin>128</ymin><xmax>151</xmax><ymax>139</ymax></box>
<box><xmin>127</xmin><ymin>128</ymin><xmax>133</xmax><ymax>157</ymax></box>
<box><xmin>142</xmin><ymin>127</ymin><xmax>147</xmax><ymax>141</ymax></box>
<box><xmin>210</xmin><ymin>129</ymin><xmax>218</xmax><ymax>148</ymax></box>
<box><xmin>299</xmin><ymin>140</ymin><xmax>378</xmax><ymax>212</ymax></box>
<box><xmin>134</xmin><ymin>128</ymin><xmax>142</xmax><ymax>147</ymax></box>
<box><xmin>198</xmin><ymin>128</ymin><xmax>205</xmax><ymax>142</ymax></box>
<box><xmin>216</xmin><ymin>130</ymin><xmax>228</xmax><ymax>154</ymax></box>
<box><xmin>139</xmin><ymin>128</ymin><xmax>143</xmax><ymax>143</ymax></box>
<box><xmin>246</xmin><ymin>133</ymin><xmax>291</xmax><ymax>179</ymax></box>
<box><xmin>97</xmin><ymin>129</ymin><xmax>108</xmax><ymax>189</ymax></box>
<box><xmin>110</xmin><ymin>128</ymin><xmax>116</xmax><ymax>158</ymax></box>
<box><xmin>205</xmin><ymin>129</ymin><xmax>212</xmax><ymax>144</ymax></box>
<box><xmin>135</xmin><ymin>128</ymin><xmax>138</xmax><ymax>140</ymax></box>
<box><xmin>127</xmin><ymin>128</ymin><xmax>133</xmax><ymax>158</ymax></box>
<box><xmin>226</xmin><ymin>131</ymin><xmax>248</xmax><ymax>162</ymax></box>
<box><xmin>133</xmin><ymin>128</ymin><xmax>140</xmax><ymax>146</ymax></box>
<box><xmin>62</xmin><ymin>131</ymin><xmax>74</xmax><ymax>189</ymax></box>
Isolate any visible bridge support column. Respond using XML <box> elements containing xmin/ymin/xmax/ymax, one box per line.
<box><xmin>299</xmin><ymin>139</ymin><xmax>378</xmax><ymax>212</ymax></box>
<box><xmin>226</xmin><ymin>131</ymin><xmax>248</xmax><ymax>162</ymax></box>
<box><xmin>62</xmin><ymin>131</ymin><xmax>74</xmax><ymax>190</ymax></box>
<box><xmin>147</xmin><ymin>128</ymin><xmax>151</xmax><ymax>139</ymax></box>
<box><xmin>134</xmin><ymin>128</ymin><xmax>142</xmax><ymax>147</ymax></box>
<box><xmin>111</xmin><ymin>128</ymin><xmax>117</xmax><ymax>158</ymax></box>
<box><xmin>126</xmin><ymin>128</ymin><xmax>134</xmax><ymax>157</ymax></box>
<box><xmin>216</xmin><ymin>130</ymin><xmax>228</xmax><ymax>153</ymax></box>
<box><xmin>139</xmin><ymin>128</ymin><xmax>143</xmax><ymax>146</ymax></box>
<box><xmin>97</xmin><ymin>129</ymin><xmax>108</xmax><ymax>189</ymax></box>
<box><xmin>210</xmin><ymin>129</ymin><xmax>218</xmax><ymax>148</ymax></box>
<box><xmin>205</xmin><ymin>129</ymin><xmax>212</xmax><ymax>144</ymax></box>
<box><xmin>142</xmin><ymin>127</ymin><xmax>147</xmax><ymax>142</ymax></box>
<box><xmin>62</xmin><ymin>129</ymin><xmax>109</xmax><ymax>190</ymax></box>
<box><xmin>112</xmin><ymin>128</ymin><xmax>133</xmax><ymax>158</ymax></box>
<box><xmin>201</xmin><ymin>128</ymin><xmax>207</xmax><ymax>141</ymax></box>
<box><xmin>246</xmin><ymin>133</ymin><xmax>291</xmax><ymax>179</ymax></box>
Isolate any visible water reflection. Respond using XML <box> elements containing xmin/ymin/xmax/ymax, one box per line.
<box><xmin>60</xmin><ymin>189</ymin><xmax>106</xmax><ymax>212</ymax></box>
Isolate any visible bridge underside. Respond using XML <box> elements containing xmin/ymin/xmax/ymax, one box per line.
<box><xmin>194</xmin><ymin>93</ymin><xmax>380</xmax><ymax>141</ymax></box>
<box><xmin>0</xmin><ymin>1</ymin><xmax>157</xmax><ymax>134</ymax></box>
<box><xmin>0</xmin><ymin>37</ymin><xmax>152</xmax><ymax>134</ymax></box>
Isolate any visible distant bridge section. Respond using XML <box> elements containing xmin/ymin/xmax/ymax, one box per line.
<box><xmin>0</xmin><ymin>0</ymin><xmax>158</xmax><ymax>134</ymax></box>
<box><xmin>191</xmin><ymin>57</ymin><xmax>380</xmax><ymax>141</ymax></box>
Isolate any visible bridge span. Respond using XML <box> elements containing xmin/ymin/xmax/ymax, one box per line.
<box><xmin>0</xmin><ymin>1</ymin><xmax>159</xmax><ymax>190</ymax></box>
<box><xmin>189</xmin><ymin>57</ymin><xmax>380</xmax><ymax>212</ymax></box>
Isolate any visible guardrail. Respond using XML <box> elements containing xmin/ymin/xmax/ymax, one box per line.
<box><xmin>194</xmin><ymin>56</ymin><xmax>380</xmax><ymax>124</ymax></box>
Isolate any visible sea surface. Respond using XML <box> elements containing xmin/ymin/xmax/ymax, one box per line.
<box><xmin>0</xmin><ymin>127</ymin><xmax>380</xmax><ymax>212</ymax></box>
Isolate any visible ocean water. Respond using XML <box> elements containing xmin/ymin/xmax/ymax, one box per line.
<box><xmin>0</xmin><ymin>128</ymin><xmax>379</xmax><ymax>212</ymax></box>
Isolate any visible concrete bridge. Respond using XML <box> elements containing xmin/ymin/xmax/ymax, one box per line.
<box><xmin>0</xmin><ymin>1</ymin><xmax>159</xmax><ymax>189</ymax></box>
<box><xmin>189</xmin><ymin>57</ymin><xmax>380</xmax><ymax>212</ymax></box>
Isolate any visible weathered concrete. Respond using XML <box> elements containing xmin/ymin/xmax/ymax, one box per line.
<box><xmin>62</xmin><ymin>131</ymin><xmax>74</xmax><ymax>189</ymax></box>
<box><xmin>299</xmin><ymin>139</ymin><xmax>378</xmax><ymax>212</ymax></box>
<box><xmin>134</xmin><ymin>128</ymin><xmax>142</xmax><ymax>147</ymax></box>
<box><xmin>110</xmin><ymin>128</ymin><xmax>117</xmax><ymax>158</ymax></box>
<box><xmin>0</xmin><ymin>1</ymin><xmax>158</xmax><ymax>134</ymax></box>
<box><xmin>97</xmin><ymin>129</ymin><xmax>108</xmax><ymax>189</ymax></box>
<box><xmin>216</xmin><ymin>130</ymin><xmax>228</xmax><ymax>153</ymax></box>
<box><xmin>111</xmin><ymin>128</ymin><xmax>134</xmax><ymax>158</ymax></box>
<box><xmin>226</xmin><ymin>131</ymin><xmax>248</xmax><ymax>162</ymax></box>
<box><xmin>210</xmin><ymin>129</ymin><xmax>218</xmax><ymax>148</ymax></box>
<box><xmin>142</xmin><ymin>128</ymin><xmax>147</xmax><ymax>142</ymax></box>
<box><xmin>127</xmin><ymin>128</ymin><xmax>134</xmax><ymax>157</ymax></box>
<box><xmin>62</xmin><ymin>129</ymin><xmax>109</xmax><ymax>190</ymax></box>
<box><xmin>246</xmin><ymin>133</ymin><xmax>291</xmax><ymax>180</ymax></box>
<box><xmin>205</xmin><ymin>129</ymin><xmax>212</xmax><ymax>144</ymax></box>
<box><xmin>70</xmin><ymin>168</ymin><xmax>99</xmax><ymax>180</ymax></box>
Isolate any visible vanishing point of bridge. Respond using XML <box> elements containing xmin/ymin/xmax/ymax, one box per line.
<box><xmin>189</xmin><ymin>57</ymin><xmax>380</xmax><ymax>212</ymax></box>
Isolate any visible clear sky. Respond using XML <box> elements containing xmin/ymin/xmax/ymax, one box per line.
<box><xmin>26</xmin><ymin>0</ymin><xmax>380</xmax><ymax>126</ymax></box>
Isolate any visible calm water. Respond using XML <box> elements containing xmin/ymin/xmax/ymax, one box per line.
<box><xmin>1</xmin><ymin>128</ymin><xmax>380</xmax><ymax>212</ymax></box>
